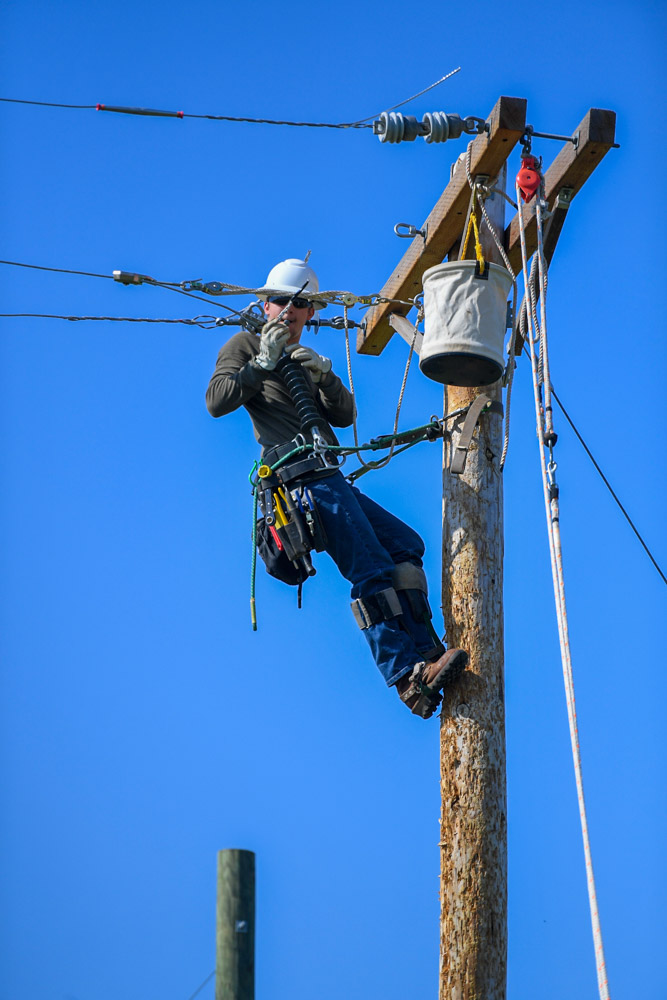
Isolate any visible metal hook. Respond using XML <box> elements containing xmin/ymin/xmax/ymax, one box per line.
<box><xmin>394</xmin><ymin>222</ymin><xmax>428</xmax><ymax>245</ymax></box>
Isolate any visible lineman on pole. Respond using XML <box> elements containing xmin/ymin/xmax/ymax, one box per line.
<box><xmin>206</xmin><ymin>258</ymin><xmax>468</xmax><ymax>718</ymax></box>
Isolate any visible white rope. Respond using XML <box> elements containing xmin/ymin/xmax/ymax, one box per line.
<box><xmin>535</xmin><ymin>197</ymin><xmax>555</xmax><ymax>440</ymax></box>
<box><xmin>463</xmin><ymin>141</ymin><xmax>517</xmax><ymax>470</ymax></box>
<box><xmin>342</xmin><ymin>302</ymin><xmax>419</xmax><ymax>472</ymax></box>
<box><xmin>464</xmin><ymin>141</ymin><xmax>516</xmax><ymax>278</ymax></box>
<box><xmin>516</xmin><ymin>181</ymin><xmax>611</xmax><ymax>1000</ymax></box>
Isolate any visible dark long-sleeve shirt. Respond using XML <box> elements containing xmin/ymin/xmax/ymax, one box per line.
<box><xmin>206</xmin><ymin>330</ymin><xmax>355</xmax><ymax>454</ymax></box>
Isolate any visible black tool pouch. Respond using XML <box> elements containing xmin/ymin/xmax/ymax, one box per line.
<box><xmin>255</xmin><ymin>517</ymin><xmax>309</xmax><ymax>586</ymax></box>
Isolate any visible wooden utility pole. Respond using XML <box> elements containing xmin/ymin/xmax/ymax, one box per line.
<box><xmin>359</xmin><ymin>98</ymin><xmax>616</xmax><ymax>1000</ymax></box>
<box><xmin>438</xmin><ymin>176</ymin><xmax>508</xmax><ymax>999</ymax></box>
<box><xmin>216</xmin><ymin>849</ymin><xmax>255</xmax><ymax>1000</ymax></box>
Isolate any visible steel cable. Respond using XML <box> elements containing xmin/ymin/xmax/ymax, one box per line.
<box><xmin>0</xmin><ymin>71</ymin><xmax>461</xmax><ymax>130</ymax></box>
<box><xmin>184</xmin><ymin>969</ymin><xmax>214</xmax><ymax>1000</ymax></box>
<box><xmin>0</xmin><ymin>312</ymin><xmax>220</xmax><ymax>328</ymax></box>
<box><xmin>0</xmin><ymin>258</ymin><xmax>114</xmax><ymax>280</ymax></box>
<box><xmin>2</xmin><ymin>263</ymin><xmax>662</xmax><ymax>581</ymax></box>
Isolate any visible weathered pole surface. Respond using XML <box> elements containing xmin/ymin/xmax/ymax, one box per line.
<box><xmin>439</xmin><ymin>165</ymin><xmax>508</xmax><ymax>1000</ymax></box>
<box><xmin>216</xmin><ymin>849</ymin><xmax>255</xmax><ymax>1000</ymax></box>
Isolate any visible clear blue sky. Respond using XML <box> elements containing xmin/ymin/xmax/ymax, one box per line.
<box><xmin>1</xmin><ymin>2</ymin><xmax>665</xmax><ymax>998</ymax></box>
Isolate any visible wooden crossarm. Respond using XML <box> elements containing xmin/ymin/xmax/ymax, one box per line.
<box><xmin>357</xmin><ymin>95</ymin><xmax>527</xmax><ymax>356</ymax></box>
<box><xmin>505</xmin><ymin>108</ymin><xmax>617</xmax><ymax>275</ymax></box>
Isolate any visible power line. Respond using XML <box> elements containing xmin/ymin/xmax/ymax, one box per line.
<box><xmin>0</xmin><ymin>69</ymin><xmax>461</xmax><ymax>130</ymax></box>
<box><xmin>0</xmin><ymin>97</ymin><xmax>96</xmax><ymax>109</ymax></box>
<box><xmin>551</xmin><ymin>386</ymin><xmax>666</xmax><ymax>586</ymax></box>
<box><xmin>1</xmin><ymin>310</ymin><xmax>359</xmax><ymax>331</ymax></box>
<box><xmin>0</xmin><ymin>258</ymin><xmax>114</xmax><ymax>280</ymax></box>
<box><xmin>518</xmin><ymin>333</ymin><xmax>666</xmax><ymax>585</ymax></box>
<box><xmin>0</xmin><ymin>95</ymin><xmax>370</xmax><ymax>127</ymax></box>
<box><xmin>150</xmin><ymin>281</ymin><xmax>236</xmax><ymax>311</ymax></box>
<box><xmin>0</xmin><ymin>313</ymin><xmax>222</xmax><ymax>328</ymax></box>
<box><xmin>351</xmin><ymin>67</ymin><xmax>461</xmax><ymax>124</ymax></box>
<box><xmin>0</xmin><ymin>258</ymin><xmax>411</xmax><ymax>311</ymax></box>
<box><xmin>185</xmin><ymin>969</ymin><xmax>214</xmax><ymax>1000</ymax></box>
<box><xmin>1</xmin><ymin>258</ymin><xmax>662</xmax><ymax>582</ymax></box>
<box><xmin>0</xmin><ymin>259</ymin><xmax>239</xmax><ymax>312</ymax></box>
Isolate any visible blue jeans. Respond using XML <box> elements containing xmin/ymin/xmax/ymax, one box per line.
<box><xmin>306</xmin><ymin>472</ymin><xmax>439</xmax><ymax>686</ymax></box>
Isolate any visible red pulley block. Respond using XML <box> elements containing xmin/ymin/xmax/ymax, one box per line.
<box><xmin>517</xmin><ymin>155</ymin><xmax>541</xmax><ymax>203</ymax></box>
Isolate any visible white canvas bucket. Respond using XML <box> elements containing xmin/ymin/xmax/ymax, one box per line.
<box><xmin>419</xmin><ymin>260</ymin><xmax>513</xmax><ymax>386</ymax></box>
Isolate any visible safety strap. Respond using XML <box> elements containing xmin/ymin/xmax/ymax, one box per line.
<box><xmin>450</xmin><ymin>396</ymin><xmax>503</xmax><ymax>475</ymax></box>
<box><xmin>392</xmin><ymin>563</ymin><xmax>445</xmax><ymax>657</ymax></box>
<box><xmin>351</xmin><ymin>587</ymin><xmax>402</xmax><ymax>629</ymax></box>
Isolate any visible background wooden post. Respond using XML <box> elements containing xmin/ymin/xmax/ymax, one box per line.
<box><xmin>438</xmin><ymin>171</ymin><xmax>508</xmax><ymax>1000</ymax></box>
<box><xmin>216</xmin><ymin>849</ymin><xmax>255</xmax><ymax>1000</ymax></box>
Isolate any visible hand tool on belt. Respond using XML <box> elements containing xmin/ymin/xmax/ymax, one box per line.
<box><xmin>257</xmin><ymin>465</ymin><xmax>327</xmax><ymax>579</ymax></box>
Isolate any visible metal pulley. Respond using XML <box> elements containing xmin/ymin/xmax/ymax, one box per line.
<box><xmin>516</xmin><ymin>155</ymin><xmax>541</xmax><ymax>202</ymax></box>
<box><xmin>373</xmin><ymin>111</ymin><xmax>487</xmax><ymax>144</ymax></box>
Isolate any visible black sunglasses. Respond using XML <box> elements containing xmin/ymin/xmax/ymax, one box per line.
<box><xmin>268</xmin><ymin>296</ymin><xmax>311</xmax><ymax>309</ymax></box>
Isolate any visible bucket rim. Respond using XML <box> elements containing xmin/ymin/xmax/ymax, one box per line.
<box><xmin>422</xmin><ymin>259</ymin><xmax>512</xmax><ymax>283</ymax></box>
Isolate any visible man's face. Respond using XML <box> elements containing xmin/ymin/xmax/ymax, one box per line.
<box><xmin>263</xmin><ymin>297</ymin><xmax>315</xmax><ymax>345</ymax></box>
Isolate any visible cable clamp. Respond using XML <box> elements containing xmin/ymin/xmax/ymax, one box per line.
<box><xmin>310</xmin><ymin>315</ymin><xmax>358</xmax><ymax>330</ymax></box>
<box><xmin>555</xmin><ymin>186</ymin><xmax>575</xmax><ymax>209</ymax></box>
<box><xmin>113</xmin><ymin>269</ymin><xmax>153</xmax><ymax>285</ymax></box>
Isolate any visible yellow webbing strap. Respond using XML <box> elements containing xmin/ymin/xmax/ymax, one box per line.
<box><xmin>461</xmin><ymin>207</ymin><xmax>486</xmax><ymax>275</ymax></box>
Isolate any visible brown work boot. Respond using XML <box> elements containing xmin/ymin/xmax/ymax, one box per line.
<box><xmin>396</xmin><ymin>648</ymin><xmax>468</xmax><ymax>719</ymax></box>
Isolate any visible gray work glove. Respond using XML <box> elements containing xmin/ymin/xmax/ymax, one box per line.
<box><xmin>254</xmin><ymin>318</ymin><xmax>290</xmax><ymax>371</ymax></box>
<box><xmin>287</xmin><ymin>345</ymin><xmax>332</xmax><ymax>384</ymax></box>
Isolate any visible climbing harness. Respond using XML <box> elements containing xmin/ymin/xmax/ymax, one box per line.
<box><xmin>248</xmin><ymin>401</ymin><xmax>498</xmax><ymax>626</ymax></box>
<box><xmin>516</xmin><ymin>169</ymin><xmax>611</xmax><ymax>1000</ymax></box>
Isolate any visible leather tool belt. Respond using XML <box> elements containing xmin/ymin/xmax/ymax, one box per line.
<box><xmin>263</xmin><ymin>439</ymin><xmax>340</xmax><ymax>487</ymax></box>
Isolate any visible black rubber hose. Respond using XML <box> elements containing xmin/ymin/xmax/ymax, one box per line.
<box><xmin>275</xmin><ymin>356</ymin><xmax>324</xmax><ymax>435</ymax></box>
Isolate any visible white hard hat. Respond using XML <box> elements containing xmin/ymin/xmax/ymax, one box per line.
<box><xmin>257</xmin><ymin>258</ymin><xmax>327</xmax><ymax>310</ymax></box>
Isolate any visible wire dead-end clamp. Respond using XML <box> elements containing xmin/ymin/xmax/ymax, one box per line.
<box><xmin>112</xmin><ymin>269</ymin><xmax>153</xmax><ymax>286</ymax></box>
